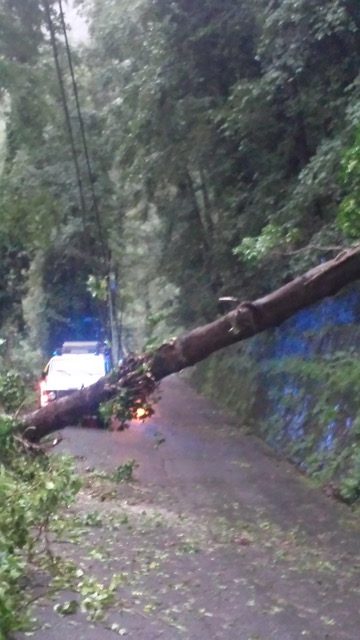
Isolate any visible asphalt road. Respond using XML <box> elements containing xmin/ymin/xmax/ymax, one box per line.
<box><xmin>16</xmin><ymin>375</ymin><xmax>360</xmax><ymax>640</ymax></box>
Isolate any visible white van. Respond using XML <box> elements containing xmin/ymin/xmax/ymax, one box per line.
<box><xmin>40</xmin><ymin>352</ymin><xmax>106</xmax><ymax>407</ymax></box>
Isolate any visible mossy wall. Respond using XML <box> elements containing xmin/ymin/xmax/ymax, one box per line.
<box><xmin>192</xmin><ymin>284</ymin><xmax>360</xmax><ymax>502</ymax></box>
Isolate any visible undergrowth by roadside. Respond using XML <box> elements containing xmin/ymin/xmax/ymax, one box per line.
<box><xmin>0</xmin><ymin>415</ymin><xmax>142</xmax><ymax>639</ymax></box>
<box><xmin>0</xmin><ymin>415</ymin><xmax>81</xmax><ymax>639</ymax></box>
<box><xmin>0</xmin><ymin>363</ymin><xmax>144</xmax><ymax>640</ymax></box>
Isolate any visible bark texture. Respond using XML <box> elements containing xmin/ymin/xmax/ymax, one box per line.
<box><xmin>20</xmin><ymin>246</ymin><xmax>360</xmax><ymax>440</ymax></box>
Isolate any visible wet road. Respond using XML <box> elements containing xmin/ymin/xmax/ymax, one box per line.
<box><xmin>16</xmin><ymin>375</ymin><xmax>360</xmax><ymax>640</ymax></box>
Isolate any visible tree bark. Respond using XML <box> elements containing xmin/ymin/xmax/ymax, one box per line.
<box><xmin>20</xmin><ymin>246</ymin><xmax>360</xmax><ymax>440</ymax></box>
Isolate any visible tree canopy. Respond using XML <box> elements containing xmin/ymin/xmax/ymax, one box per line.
<box><xmin>0</xmin><ymin>0</ymin><xmax>359</xmax><ymax>357</ymax></box>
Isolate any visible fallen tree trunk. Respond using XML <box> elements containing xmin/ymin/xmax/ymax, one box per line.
<box><xmin>21</xmin><ymin>246</ymin><xmax>360</xmax><ymax>441</ymax></box>
<box><xmin>21</xmin><ymin>355</ymin><xmax>157</xmax><ymax>441</ymax></box>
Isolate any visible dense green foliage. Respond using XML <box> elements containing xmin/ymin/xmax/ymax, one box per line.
<box><xmin>338</xmin><ymin>126</ymin><xmax>360</xmax><ymax>238</ymax></box>
<box><xmin>0</xmin><ymin>0</ymin><xmax>115</xmax><ymax>355</ymax></box>
<box><xmin>0</xmin><ymin>0</ymin><xmax>359</xmax><ymax>354</ymax></box>
<box><xmin>0</xmin><ymin>415</ymin><xmax>81</xmax><ymax>638</ymax></box>
<box><xmin>0</xmin><ymin>408</ymin><xmax>143</xmax><ymax>637</ymax></box>
<box><xmin>81</xmin><ymin>0</ymin><xmax>360</xmax><ymax>324</ymax></box>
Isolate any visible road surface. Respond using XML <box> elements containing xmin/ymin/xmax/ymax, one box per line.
<box><xmin>16</xmin><ymin>375</ymin><xmax>360</xmax><ymax>640</ymax></box>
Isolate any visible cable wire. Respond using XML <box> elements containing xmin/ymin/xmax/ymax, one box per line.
<box><xmin>58</xmin><ymin>0</ymin><xmax>107</xmax><ymax>259</ymax></box>
<box><xmin>43</xmin><ymin>0</ymin><xmax>88</xmax><ymax>231</ymax></box>
<box><xmin>44</xmin><ymin>0</ymin><xmax>120</xmax><ymax>358</ymax></box>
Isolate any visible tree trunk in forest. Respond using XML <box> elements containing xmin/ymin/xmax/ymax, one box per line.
<box><xmin>20</xmin><ymin>246</ymin><xmax>360</xmax><ymax>441</ymax></box>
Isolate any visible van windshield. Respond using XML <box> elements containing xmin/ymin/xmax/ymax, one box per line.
<box><xmin>48</xmin><ymin>355</ymin><xmax>106</xmax><ymax>378</ymax></box>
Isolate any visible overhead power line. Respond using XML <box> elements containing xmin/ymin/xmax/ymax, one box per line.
<box><xmin>43</xmin><ymin>0</ymin><xmax>121</xmax><ymax>362</ymax></box>
<box><xmin>57</xmin><ymin>0</ymin><xmax>107</xmax><ymax>258</ymax></box>
<box><xmin>42</xmin><ymin>0</ymin><xmax>87</xmax><ymax>231</ymax></box>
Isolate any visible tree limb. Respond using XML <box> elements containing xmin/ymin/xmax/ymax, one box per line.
<box><xmin>20</xmin><ymin>245</ymin><xmax>360</xmax><ymax>441</ymax></box>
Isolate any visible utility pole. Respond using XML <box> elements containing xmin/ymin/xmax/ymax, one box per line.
<box><xmin>108</xmin><ymin>269</ymin><xmax>120</xmax><ymax>366</ymax></box>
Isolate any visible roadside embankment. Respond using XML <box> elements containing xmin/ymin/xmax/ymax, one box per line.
<box><xmin>192</xmin><ymin>283</ymin><xmax>360</xmax><ymax>502</ymax></box>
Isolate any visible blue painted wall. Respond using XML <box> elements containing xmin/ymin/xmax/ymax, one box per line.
<box><xmin>257</xmin><ymin>285</ymin><xmax>360</xmax><ymax>456</ymax></box>
<box><xmin>193</xmin><ymin>283</ymin><xmax>360</xmax><ymax>496</ymax></box>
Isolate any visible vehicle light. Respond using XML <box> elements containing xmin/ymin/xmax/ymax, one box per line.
<box><xmin>40</xmin><ymin>395</ymin><xmax>49</xmax><ymax>407</ymax></box>
<box><xmin>40</xmin><ymin>380</ymin><xmax>48</xmax><ymax>407</ymax></box>
<box><xmin>135</xmin><ymin>407</ymin><xmax>147</xmax><ymax>419</ymax></box>
<box><xmin>39</xmin><ymin>380</ymin><xmax>57</xmax><ymax>407</ymax></box>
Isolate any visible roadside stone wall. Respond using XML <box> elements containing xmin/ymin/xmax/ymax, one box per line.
<box><xmin>192</xmin><ymin>283</ymin><xmax>360</xmax><ymax>500</ymax></box>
